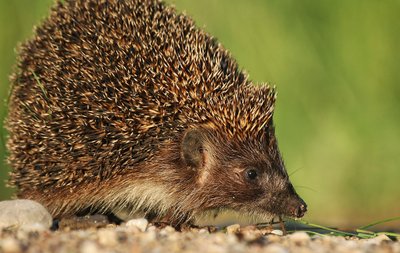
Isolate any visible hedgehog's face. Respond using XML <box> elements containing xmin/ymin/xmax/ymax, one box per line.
<box><xmin>181</xmin><ymin>122</ymin><xmax>307</xmax><ymax>221</ymax></box>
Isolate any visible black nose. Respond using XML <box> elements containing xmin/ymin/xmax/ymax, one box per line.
<box><xmin>294</xmin><ymin>202</ymin><xmax>307</xmax><ymax>218</ymax></box>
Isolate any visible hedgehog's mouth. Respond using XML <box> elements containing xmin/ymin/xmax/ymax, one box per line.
<box><xmin>279</xmin><ymin>195</ymin><xmax>307</xmax><ymax>219</ymax></box>
<box><xmin>252</xmin><ymin>193</ymin><xmax>307</xmax><ymax>220</ymax></box>
<box><xmin>287</xmin><ymin>200</ymin><xmax>307</xmax><ymax>218</ymax></box>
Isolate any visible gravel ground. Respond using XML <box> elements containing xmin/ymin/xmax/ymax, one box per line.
<box><xmin>0</xmin><ymin>221</ymin><xmax>399</xmax><ymax>253</ymax></box>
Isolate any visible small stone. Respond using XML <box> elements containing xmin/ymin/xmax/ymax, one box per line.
<box><xmin>97</xmin><ymin>229</ymin><xmax>118</xmax><ymax>246</ymax></box>
<box><xmin>226</xmin><ymin>224</ymin><xmax>240</xmax><ymax>234</ymax></box>
<box><xmin>270</xmin><ymin>230</ymin><xmax>284</xmax><ymax>236</ymax></box>
<box><xmin>267</xmin><ymin>234</ymin><xmax>283</xmax><ymax>243</ymax></box>
<box><xmin>264</xmin><ymin>244</ymin><xmax>289</xmax><ymax>253</ymax></box>
<box><xmin>336</xmin><ymin>240</ymin><xmax>359</xmax><ymax>253</ymax></box>
<box><xmin>161</xmin><ymin>225</ymin><xmax>176</xmax><ymax>233</ymax></box>
<box><xmin>146</xmin><ymin>225</ymin><xmax>157</xmax><ymax>232</ymax></box>
<box><xmin>393</xmin><ymin>243</ymin><xmax>400</xmax><ymax>252</ymax></box>
<box><xmin>0</xmin><ymin>200</ymin><xmax>52</xmax><ymax>229</ymax></box>
<box><xmin>106</xmin><ymin>224</ymin><xmax>117</xmax><ymax>229</ymax></box>
<box><xmin>125</xmin><ymin>218</ymin><xmax>148</xmax><ymax>232</ymax></box>
<box><xmin>0</xmin><ymin>237</ymin><xmax>22</xmax><ymax>253</ymax></box>
<box><xmin>80</xmin><ymin>241</ymin><xmax>100</xmax><ymax>253</ymax></box>
<box><xmin>289</xmin><ymin>231</ymin><xmax>310</xmax><ymax>246</ymax></box>
<box><xmin>159</xmin><ymin>225</ymin><xmax>177</xmax><ymax>237</ymax></box>
<box><xmin>225</xmin><ymin>234</ymin><xmax>239</xmax><ymax>244</ymax></box>
<box><xmin>241</xmin><ymin>225</ymin><xmax>263</xmax><ymax>241</ymax></box>
<box><xmin>141</xmin><ymin>230</ymin><xmax>157</xmax><ymax>242</ymax></box>
<box><xmin>259</xmin><ymin>226</ymin><xmax>274</xmax><ymax>235</ymax></box>
<box><xmin>372</xmin><ymin>234</ymin><xmax>391</xmax><ymax>243</ymax></box>
<box><xmin>363</xmin><ymin>234</ymin><xmax>392</xmax><ymax>246</ymax></box>
<box><xmin>198</xmin><ymin>228</ymin><xmax>209</xmax><ymax>234</ymax></box>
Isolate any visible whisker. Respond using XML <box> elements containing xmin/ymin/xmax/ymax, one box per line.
<box><xmin>294</xmin><ymin>185</ymin><xmax>317</xmax><ymax>192</ymax></box>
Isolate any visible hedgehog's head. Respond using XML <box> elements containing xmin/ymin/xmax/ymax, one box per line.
<box><xmin>180</xmin><ymin>85</ymin><xmax>307</xmax><ymax>221</ymax></box>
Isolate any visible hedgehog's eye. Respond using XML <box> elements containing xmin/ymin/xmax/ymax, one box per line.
<box><xmin>245</xmin><ymin>167</ymin><xmax>258</xmax><ymax>181</ymax></box>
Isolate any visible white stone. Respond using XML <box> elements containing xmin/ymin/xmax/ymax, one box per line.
<box><xmin>198</xmin><ymin>228</ymin><xmax>209</xmax><ymax>234</ymax></box>
<box><xmin>271</xmin><ymin>229</ymin><xmax>284</xmax><ymax>236</ymax></box>
<box><xmin>0</xmin><ymin>200</ymin><xmax>52</xmax><ymax>229</ymax></box>
<box><xmin>125</xmin><ymin>218</ymin><xmax>148</xmax><ymax>232</ymax></box>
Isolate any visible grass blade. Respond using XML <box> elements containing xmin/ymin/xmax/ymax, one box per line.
<box><xmin>358</xmin><ymin>216</ymin><xmax>400</xmax><ymax>230</ymax></box>
<box><xmin>31</xmin><ymin>70</ymin><xmax>48</xmax><ymax>100</ymax></box>
<box><xmin>288</xmin><ymin>219</ymin><xmax>357</xmax><ymax>237</ymax></box>
<box><xmin>378</xmin><ymin>232</ymin><xmax>400</xmax><ymax>237</ymax></box>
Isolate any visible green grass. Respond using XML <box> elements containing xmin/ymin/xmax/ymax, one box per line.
<box><xmin>288</xmin><ymin>217</ymin><xmax>400</xmax><ymax>239</ymax></box>
<box><xmin>1</xmin><ymin>0</ymin><xmax>399</xmax><ymax>227</ymax></box>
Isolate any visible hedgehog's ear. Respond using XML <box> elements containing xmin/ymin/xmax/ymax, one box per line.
<box><xmin>181</xmin><ymin>129</ymin><xmax>206</xmax><ymax>169</ymax></box>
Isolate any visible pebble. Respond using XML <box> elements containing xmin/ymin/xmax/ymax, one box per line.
<box><xmin>241</xmin><ymin>226</ymin><xmax>263</xmax><ymax>241</ymax></box>
<box><xmin>141</xmin><ymin>230</ymin><xmax>157</xmax><ymax>242</ymax></box>
<box><xmin>0</xmin><ymin>237</ymin><xmax>21</xmax><ymax>253</ymax></box>
<box><xmin>271</xmin><ymin>229</ymin><xmax>284</xmax><ymax>236</ymax></box>
<box><xmin>198</xmin><ymin>228</ymin><xmax>209</xmax><ymax>234</ymax></box>
<box><xmin>0</xmin><ymin>200</ymin><xmax>52</xmax><ymax>229</ymax></box>
<box><xmin>125</xmin><ymin>218</ymin><xmax>148</xmax><ymax>232</ymax></box>
<box><xmin>265</xmin><ymin>244</ymin><xmax>289</xmax><ymax>253</ymax></box>
<box><xmin>369</xmin><ymin>234</ymin><xmax>391</xmax><ymax>244</ymax></box>
<box><xmin>80</xmin><ymin>241</ymin><xmax>100</xmax><ymax>253</ymax></box>
<box><xmin>97</xmin><ymin>229</ymin><xmax>118</xmax><ymax>246</ymax></box>
<box><xmin>161</xmin><ymin>225</ymin><xmax>176</xmax><ymax>233</ymax></box>
<box><xmin>289</xmin><ymin>231</ymin><xmax>310</xmax><ymax>246</ymax></box>
<box><xmin>146</xmin><ymin>225</ymin><xmax>157</xmax><ymax>232</ymax></box>
<box><xmin>226</xmin><ymin>224</ymin><xmax>240</xmax><ymax>234</ymax></box>
<box><xmin>336</xmin><ymin>240</ymin><xmax>360</xmax><ymax>253</ymax></box>
<box><xmin>267</xmin><ymin>234</ymin><xmax>283</xmax><ymax>243</ymax></box>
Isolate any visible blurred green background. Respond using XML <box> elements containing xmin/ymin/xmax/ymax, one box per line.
<box><xmin>0</xmin><ymin>0</ymin><xmax>399</xmax><ymax>227</ymax></box>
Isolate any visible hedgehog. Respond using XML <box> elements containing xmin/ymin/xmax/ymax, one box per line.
<box><xmin>6</xmin><ymin>0</ymin><xmax>307</xmax><ymax>226</ymax></box>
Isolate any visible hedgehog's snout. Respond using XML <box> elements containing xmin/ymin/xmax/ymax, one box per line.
<box><xmin>292</xmin><ymin>198</ymin><xmax>307</xmax><ymax>218</ymax></box>
<box><xmin>288</xmin><ymin>195</ymin><xmax>307</xmax><ymax>218</ymax></box>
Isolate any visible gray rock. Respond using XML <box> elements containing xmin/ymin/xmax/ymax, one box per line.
<box><xmin>0</xmin><ymin>199</ymin><xmax>52</xmax><ymax>229</ymax></box>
